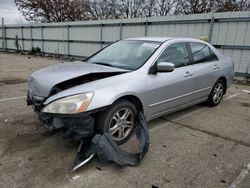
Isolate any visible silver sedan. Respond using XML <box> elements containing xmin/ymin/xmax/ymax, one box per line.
<box><xmin>27</xmin><ymin>37</ymin><xmax>234</xmax><ymax>144</ymax></box>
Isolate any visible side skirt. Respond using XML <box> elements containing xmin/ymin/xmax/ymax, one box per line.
<box><xmin>147</xmin><ymin>97</ymin><xmax>208</xmax><ymax>121</ymax></box>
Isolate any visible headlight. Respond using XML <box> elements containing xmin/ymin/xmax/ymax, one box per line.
<box><xmin>42</xmin><ymin>92</ymin><xmax>94</xmax><ymax>114</ymax></box>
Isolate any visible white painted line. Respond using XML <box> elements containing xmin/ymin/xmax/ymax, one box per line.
<box><xmin>242</xmin><ymin>89</ymin><xmax>250</xmax><ymax>94</ymax></box>
<box><xmin>224</xmin><ymin>93</ymin><xmax>241</xmax><ymax>101</ymax></box>
<box><xmin>2</xmin><ymin>69</ymin><xmax>27</xmax><ymax>72</ymax></box>
<box><xmin>0</xmin><ymin>96</ymin><xmax>26</xmax><ymax>102</ymax></box>
<box><xmin>229</xmin><ymin>163</ymin><xmax>250</xmax><ymax>188</ymax></box>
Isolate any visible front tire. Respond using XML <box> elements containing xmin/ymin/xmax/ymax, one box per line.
<box><xmin>95</xmin><ymin>99</ymin><xmax>137</xmax><ymax>145</ymax></box>
<box><xmin>207</xmin><ymin>79</ymin><xmax>225</xmax><ymax>106</ymax></box>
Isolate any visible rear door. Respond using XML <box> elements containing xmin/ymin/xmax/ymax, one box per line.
<box><xmin>187</xmin><ymin>42</ymin><xmax>221</xmax><ymax>100</ymax></box>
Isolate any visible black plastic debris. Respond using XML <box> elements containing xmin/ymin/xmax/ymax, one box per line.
<box><xmin>72</xmin><ymin>139</ymin><xmax>95</xmax><ymax>172</ymax></box>
<box><xmin>72</xmin><ymin>111</ymin><xmax>150</xmax><ymax>172</ymax></box>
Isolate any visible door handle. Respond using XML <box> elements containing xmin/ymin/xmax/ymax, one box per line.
<box><xmin>213</xmin><ymin>65</ymin><xmax>220</xmax><ymax>70</ymax></box>
<box><xmin>184</xmin><ymin>71</ymin><xmax>193</xmax><ymax>77</ymax></box>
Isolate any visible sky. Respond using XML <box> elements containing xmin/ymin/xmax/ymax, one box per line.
<box><xmin>0</xmin><ymin>0</ymin><xmax>27</xmax><ymax>24</ymax></box>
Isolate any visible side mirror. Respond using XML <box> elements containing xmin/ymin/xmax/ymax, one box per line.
<box><xmin>156</xmin><ymin>62</ymin><xmax>175</xmax><ymax>73</ymax></box>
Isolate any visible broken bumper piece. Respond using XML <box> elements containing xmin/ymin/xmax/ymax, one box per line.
<box><xmin>72</xmin><ymin>111</ymin><xmax>150</xmax><ymax>171</ymax></box>
<box><xmin>38</xmin><ymin>113</ymin><xmax>95</xmax><ymax>141</ymax></box>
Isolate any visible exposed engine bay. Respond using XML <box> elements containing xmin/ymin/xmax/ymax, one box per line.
<box><xmin>49</xmin><ymin>72</ymin><xmax>124</xmax><ymax>96</ymax></box>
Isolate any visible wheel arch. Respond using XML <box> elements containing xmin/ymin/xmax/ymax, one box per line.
<box><xmin>218</xmin><ymin>76</ymin><xmax>227</xmax><ymax>94</ymax></box>
<box><xmin>112</xmin><ymin>94</ymin><xmax>144</xmax><ymax>112</ymax></box>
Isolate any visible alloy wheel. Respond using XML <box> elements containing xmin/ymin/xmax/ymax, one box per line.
<box><xmin>212</xmin><ymin>82</ymin><xmax>224</xmax><ymax>104</ymax></box>
<box><xmin>108</xmin><ymin>108</ymin><xmax>134</xmax><ymax>142</ymax></box>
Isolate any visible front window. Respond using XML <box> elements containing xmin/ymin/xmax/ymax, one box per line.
<box><xmin>157</xmin><ymin>43</ymin><xmax>189</xmax><ymax>68</ymax></box>
<box><xmin>86</xmin><ymin>40</ymin><xmax>161</xmax><ymax>70</ymax></box>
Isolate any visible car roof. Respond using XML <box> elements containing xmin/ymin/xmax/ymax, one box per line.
<box><xmin>123</xmin><ymin>37</ymin><xmax>225</xmax><ymax>60</ymax></box>
<box><xmin>123</xmin><ymin>37</ymin><xmax>210</xmax><ymax>44</ymax></box>
<box><xmin>124</xmin><ymin>37</ymin><xmax>174</xmax><ymax>43</ymax></box>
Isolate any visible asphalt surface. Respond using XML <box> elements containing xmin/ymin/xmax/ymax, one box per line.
<box><xmin>0</xmin><ymin>53</ymin><xmax>250</xmax><ymax>188</ymax></box>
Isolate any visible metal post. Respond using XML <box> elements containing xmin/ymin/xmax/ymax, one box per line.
<box><xmin>100</xmin><ymin>22</ymin><xmax>103</xmax><ymax>49</ymax></box>
<box><xmin>4</xmin><ymin>21</ymin><xmax>7</xmax><ymax>50</ymax></box>
<box><xmin>145</xmin><ymin>20</ymin><xmax>148</xmax><ymax>36</ymax></box>
<box><xmin>41</xmin><ymin>24</ymin><xmax>44</xmax><ymax>53</ymax></box>
<box><xmin>21</xmin><ymin>26</ymin><xmax>24</xmax><ymax>52</ymax></box>
<box><xmin>208</xmin><ymin>16</ymin><xmax>214</xmax><ymax>43</ymax></box>
<box><xmin>59</xmin><ymin>0</ymin><xmax>64</xmax><ymax>57</ymax></box>
<box><xmin>119</xmin><ymin>22</ymin><xmax>123</xmax><ymax>39</ymax></box>
<box><xmin>62</xmin><ymin>24</ymin><xmax>65</xmax><ymax>57</ymax></box>
<box><xmin>1</xmin><ymin>18</ymin><xmax>4</xmax><ymax>52</ymax></box>
<box><xmin>67</xmin><ymin>24</ymin><xmax>70</xmax><ymax>57</ymax></box>
<box><xmin>2</xmin><ymin>18</ymin><xmax>7</xmax><ymax>51</ymax></box>
<box><xmin>30</xmin><ymin>25</ymin><xmax>33</xmax><ymax>49</ymax></box>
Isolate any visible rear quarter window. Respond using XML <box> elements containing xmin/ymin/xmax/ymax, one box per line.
<box><xmin>190</xmin><ymin>42</ymin><xmax>218</xmax><ymax>64</ymax></box>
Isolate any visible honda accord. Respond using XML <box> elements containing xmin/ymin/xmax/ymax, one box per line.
<box><xmin>27</xmin><ymin>37</ymin><xmax>234</xmax><ymax>144</ymax></box>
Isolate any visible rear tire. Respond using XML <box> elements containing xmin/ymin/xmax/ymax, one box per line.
<box><xmin>206</xmin><ymin>79</ymin><xmax>225</xmax><ymax>106</ymax></box>
<box><xmin>95</xmin><ymin>99</ymin><xmax>137</xmax><ymax>145</ymax></box>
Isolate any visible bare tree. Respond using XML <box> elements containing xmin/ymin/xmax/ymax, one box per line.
<box><xmin>176</xmin><ymin>0</ymin><xmax>212</xmax><ymax>14</ymax></box>
<box><xmin>143</xmin><ymin>0</ymin><xmax>158</xmax><ymax>17</ymax></box>
<box><xmin>155</xmin><ymin>0</ymin><xmax>179</xmax><ymax>15</ymax></box>
<box><xmin>216</xmin><ymin>0</ymin><xmax>250</xmax><ymax>12</ymax></box>
<box><xmin>15</xmin><ymin>0</ymin><xmax>89</xmax><ymax>22</ymax></box>
<box><xmin>177</xmin><ymin>0</ymin><xmax>250</xmax><ymax>14</ymax></box>
<box><xmin>15</xmin><ymin>0</ymin><xmax>250</xmax><ymax>22</ymax></box>
<box><xmin>117</xmin><ymin>0</ymin><xmax>146</xmax><ymax>18</ymax></box>
<box><xmin>237</xmin><ymin>0</ymin><xmax>250</xmax><ymax>10</ymax></box>
<box><xmin>86</xmin><ymin>0</ymin><xmax>120</xmax><ymax>20</ymax></box>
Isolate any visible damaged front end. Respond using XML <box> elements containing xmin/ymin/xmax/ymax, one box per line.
<box><xmin>27</xmin><ymin>90</ymin><xmax>150</xmax><ymax>171</ymax></box>
<box><xmin>27</xmin><ymin>61</ymin><xmax>150</xmax><ymax>171</ymax></box>
<box><xmin>27</xmin><ymin>92</ymin><xmax>96</xmax><ymax>140</ymax></box>
<box><xmin>27</xmin><ymin>62</ymin><xmax>128</xmax><ymax>140</ymax></box>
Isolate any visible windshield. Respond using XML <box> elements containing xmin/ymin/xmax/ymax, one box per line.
<box><xmin>86</xmin><ymin>40</ymin><xmax>161</xmax><ymax>70</ymax></box>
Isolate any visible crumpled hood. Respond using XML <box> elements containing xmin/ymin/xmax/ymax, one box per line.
<box><xmin>28</xmin><ymin>61</ymin><xmax>128</xmax><ymax>97</ymax></box>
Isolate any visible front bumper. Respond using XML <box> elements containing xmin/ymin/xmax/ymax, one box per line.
<box><xmin>27</xmin><ymin>91</ymin><xmax>95</xmax><ymax>140</ymax></box>
<box><xmin>38</xmin><ymin>113</ymin><xmax>95</xmax><ymax>140</ymax></box>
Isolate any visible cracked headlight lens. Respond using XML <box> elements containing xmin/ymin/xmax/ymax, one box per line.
<box><xmin>42</xmin><ymin>92</ymin><xmax>94</xmax><ymax>114</ymax></box>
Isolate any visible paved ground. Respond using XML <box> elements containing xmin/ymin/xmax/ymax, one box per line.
<box><xmin>0</xmin><ymin>53</ymin><xmax>250</xmax><ymax>188</ymax></box>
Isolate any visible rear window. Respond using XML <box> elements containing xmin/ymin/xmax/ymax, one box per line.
<box><xmin>190</xmin><ymin>43</ymin><xmax>218</xmax><ymax>64</ymax></box>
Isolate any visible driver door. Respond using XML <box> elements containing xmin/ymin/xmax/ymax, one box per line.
<box><xmin>142</xmin><ymin>42</ymin><xmax>195</xmax><ymax>119</ymax></box>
